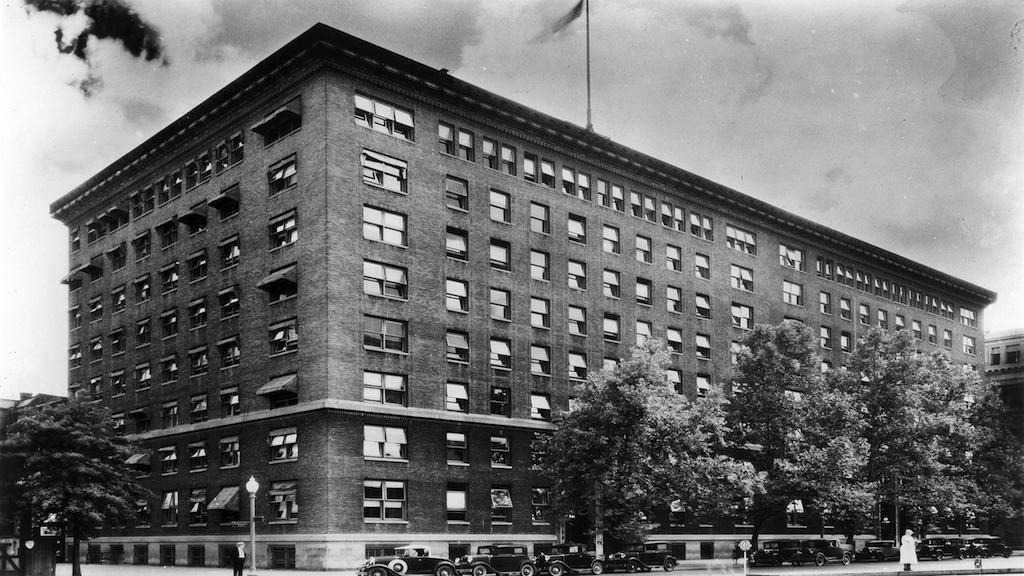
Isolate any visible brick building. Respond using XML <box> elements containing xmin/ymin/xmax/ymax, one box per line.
<box><xmin>49</xmin><ymin>23</ymin><xmax>995</xmax><ymax>569</ymax></box>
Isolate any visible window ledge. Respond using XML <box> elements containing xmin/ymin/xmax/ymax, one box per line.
<box><xmin>269</xmin><ymin>350</ymin><xmax>298</xmax><ymax>358</ymax></box>
<box><xmin>270</xmin><ymin>458</ymin><xmax>298</xmax><ymax>465</ymax></box>
<box><xmin>221</xmin><ymin>464</ymin><xmax>240</xmax><ymax>470</ymax></box>
<box><xmin>363</xmin><ymin>347</ymin><xmax>408</xmax><ymax>356</ymax></box>
<box><xmin>491</xmin><ymin>464</ymin><xmax>512</xmax><ymax>470</ymax></box>
<box><xmin>447</xmin><ymin>520</ymin><xmax>470</xmax><ymax>525</ymax></box>
<box><xmin>447</xmin><ymin>461</ymin><xmax>469</xmax><ymax>467</ymax></box>
<box><xmin>364</xmin><ymin>520</ymin><xmax>409</xmax><ymax>525</ymax></box>
<box><xmin>268</xmin><ymin>520</ymin><xmax>297</xmax><ymax>525</ymax></box>
<box><xmin>364</xmin><ymin>457</ymin><xmax>409</xmax><ymax>464</ymax></box>
<box><xmin>491</xmin><ymin>521</ymin><xmax>513</xmax><ymax>526</ymax></box>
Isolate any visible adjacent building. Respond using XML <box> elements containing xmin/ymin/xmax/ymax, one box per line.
<box><xmin>49</xmin><ymin>23</ymin><xmax>996</xmax><ymax>569</ymax></box>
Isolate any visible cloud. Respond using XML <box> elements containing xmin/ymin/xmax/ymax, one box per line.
<box><xmin>683</xmin><ymin>3</ymin><xmax>754</xmax><ymax>46</ymax></box>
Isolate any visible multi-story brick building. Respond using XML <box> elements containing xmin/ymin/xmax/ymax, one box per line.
<box><xmin>49</xmin><ymin>23</ymin><xmax>995</xmax><ymax>570</ymax></box>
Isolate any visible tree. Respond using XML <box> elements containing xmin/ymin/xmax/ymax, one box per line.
<box><xmin>536</xmin><ymin>341</ymin><xmax>757</xmax><ymax>551</ymax></box>
<box><xmin>726</xmin><ymin>320</ymin><xmax>870</xmax><ymax>545</ymax></box>
<box><xmin>0</xmin><ymin>401</ymin><xmax>148</xmax><ymax>576</ymax></box>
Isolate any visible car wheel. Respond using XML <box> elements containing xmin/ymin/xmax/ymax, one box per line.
<box><xmin>625</xmin><ymin>561</ymin><xmax>638</xmax><ymax>573</ymax></box>
<box><xmin>875</xmin><ymin>552</ymin><xmax>884</xmax><ymax>562</ymax></box>
<box><xmin>841</xmin><ymin>554</ymin><xmax>852</xmax><ymax>566</ymax></box>
<box><xmin>522</xmin><ymin>564</ymin><xmax>537</xmax><ymax>576</ymax></box>
<box><xmin>389</xmin><ymin>560</ymin><xmax>409</xmax><ymax>574</ymax></box>
<box><xmin>958</xmin><ymin>551</ymin><xmax>966</xmax><ymax>560</ymax></box>
<box><xmin>473</xmin><ymin>565</ymin><xmax>488</xmax><ymax>576</ymax></box>
<box><xmin>662</xmin><ymin>558</ymin><xmax>675</xmax><ymax>571</ymax></box>
<box><xmin>592</xmin><ymin>560</ymin><xmax>605</xmax><ymax>575</ymax></box>
<box><xmin>369</xmin><ymin>568</ymin><xmax>387</xmax><ymax>576</ymax></box>
<box><xmin>933</xmin><ymin>551</ymin><xmax>942</xmax><ymax>561</ymax></box>
<box><xmin>1004</xmin><ymin>551</ymin><xmax>1012</xmax><ymax>559</ymax></box>
<box><xmin>436</xmin><ymin>565</ymin><xmax>456</xmax><ymax>576</ymax></box>
<box><xmin>549</xmin><ymin>563</ymin><xmax>565</xmax><ymax>576</ymax></box>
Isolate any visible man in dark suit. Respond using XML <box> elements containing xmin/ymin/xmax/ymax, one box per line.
<box><xmin>230</xmin><ymin>542</ymin><xmax>246</xmax><ymax>576</ymax></box>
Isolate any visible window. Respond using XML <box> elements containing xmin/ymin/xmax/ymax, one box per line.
<box><xmin>602</xmin><ymin>225</ymin><xmax>620</xmax><ymax>254</ymax></box>
<box><xmin>577</xmin><ymin>171</ymin><xmax>592</xmax><ymax>200</ymax></box>
<box><xmin>445</xmin><ymin>331</ymin><xmax>470</xmax><ymax>363</ymax></box>
<box><xmin>732</xmin><ymin>303</ymin><xmax>752</xmax><ymax>329</ymax></box>
<box><xmin>159</xmin><ymin>446</ymin><xmax>178</xmax><ymax>474</ymax></box>
<box><xmin>779</xmin><ymin>243</ymin><xmax>805</xmax><ymax>270</ymax></box>
<box><xmin>840</xmin><ymin>331</ymin><xmax>851</xmax><ymax>353</ymax></box>
<box><xmin>531</xmin><ymin>297</ymin><xmax>551</xmax><ymax>328</ymax></box>
<box><xmin>530</xmin><ymin>202</ymin><xmax>549</xmax><ymax>234</ymax></box>
<box><xmin>219</xmin><ymin>338</ymin><xmax>240</xmax><ymax>368</ymax></box>
<box><xmin>444</xmin><ymin>175</ymin><xmax>469</xmax><ymax>210</ymax></box>
<box><xmin>135</xmin><ymin>320</ymin><xmax>151</xmax><ymax>348</ymax></box>
<box><xmin>783</xmin><ymin>281</ymin><xmax>803</xmax><ymax>306</ymax></box>
<box><xmin>635</xmin><ymin>235</ymin><xmax>652</xmax><ymax>263</ymax></box>
<box><xmin>695</xmin><ymin>253</ymin><xmax>711</xmax><ymax>280</ymax></box>
<box><xmin>219</xmin><ymin>236</ymin><xmax>240</xmax><ymax>269</ymax></box>
<box><xmin>363</xmin><ymin>206</ymin><xmax>407</xmax><ymax>246</ymax></box>
<box><xmin>489</xmin><ymin>189</ymin><xmax>511</xmax><ymax>222</ymax></box>
<box><xmin>188</xmin><ymin>299</ymin><xmax>207</xmax><ymax>329</ymax></box>
<box><xmin>160</xmin><ymin>356</ymin><xmax>178</xmax><ymax>384</ymax></box>
<box><xmin>161</xmin><ymin>491</ymin><xmax>178</xmax><ymax>525</ymax></box>
<box><xmin>607</xmin><ymin>184</ymin><xmax>623</xmax><ymax>211</ymax></box>
<box><xmin>664</xmin><ymin>245</ymin><xmax>683</xmax><ymax>272</ymax></box>
<box><xmin>447</xmin><ymin>483</ymin><xmax>468</xmax><ymax>522</ymax></box>
<box><xmin>482</xmin><ymin>137</ymin><xmax>499</xmax><ymax>169</ymax></box>
<box><xmin>895</xmin><ymin>315</ymin><xmax>905</xmax><ymax>330</ymax></box>
<box><xmin>160</xmin><ymin>309</ymin><xmax>178</xmax><ymax>339</ymax></box>
<box><xmin>219</xmin><ymin>287</ymin><xmax>240</xmax><ymax>318</ymax></box>
<box><xmin>531</xmin><ymin>393</ymin><xmax>551</xmax><ymax>421</ymax></box>
<box><xmin>438</xmin><ymin>122</ymin><xmax>455</xmax><ymax>154</ymax></box>
<box><xmin>363</xmin><ymin>480</ymin><xmax>405</xmax><ymax>520</ymax></box>
<box><xmin>445</xmin><ymin>278</ymin><xmax>469</xmax><ymax>313</ymax></box>
<box><xmin>819</xmin><ymin>291</ymin><xmax>832</xmax><ymax>315</ymax></box>
<box><xmin>912</xmin><ymin>320</ymin><xmax>922</xmax><ymax>339</ymax></box>
<box><xmin>446</xmin><ymin>382</ymin><xmax>469</xmax><ymax>412</ymax></box>
<box><xmin>568</xmin><ymin>351</ymin><xmax>588</xmax><ymax>380</ymax></box>
<box><xmin>696</xmin><ymin>334</ymin><xmax>712</xmax><ymax>361</ymax></box>
<box><xmin>89</xmin><ymin>297</ymin><xmax>103</xmax><ymax>322</ymax></box>
<box><xmin>540</xmin><ymin>159</ymin><xmax>555</xmax><ymax>187</ymax></box>
<box><xmin>690</xmin><ymin>212</ymin><xmax>713</xmax><ymax>240</ymax></box>
<box><xmin>189</xmin><ymin>347</ymin><xmax>208</xmax><ymax>375</ymax></box>
<box><xmin>364</xmin><ymin>261</ymin><xmax>408</xmax><ymax>299</ymax></box>
<box><xmin>219</xmin><ymin>387</ymin><xmax>240</xmax><ymax>418</ymax></box>
<box><xmin>70</xmin><ymin>228</ymin><xmax>80</xmax><ymax>252</ymax></box>
<box><xmin>531</xmin><ymin>487</ymin><xmax>550</xmax><ymax>522</ymax></box>
<box><xmin>68</xmin><ymin>306</ymin><xmax>82</xmax><ymax>330</ymax></box>
<box><xmin>189</xmin><ymin>443</ymin><xmax>208</xmax><ymax>473</ymax></box>
<box><xmin>269</xmin><ymin>210</ymin><xmax>297</xmax><ymax>249</ymax></box>
<box><xmin>446</xmin><ymin>226</ymin><xmax>469</xmax><ymax>260</ymax></box>
<box><xmin>636</xmin><ymin>277</ymin><xmax>652</xmax><ymax>306</ymax></box>
<box><xmin>641</xmin><ymin>195</ymin><xmax>656</xmax><ymax>221</ymax></box>
<box><xmin>568</xmin><ymin>305</ymin><xmax>587</xmax><ymax>336</ymax></box>
<box><xmin>567</xmin><ymin>213</ymin><xmax>587</xmax><ymax>244</ymax></box>
<box><xmin>457</xmin><ymin>129</ymin><xmax>475</xmax><ymax>161</ymax></box>
<box><xmin>561</xmin><ymin>167</ymin><xmax>576</xmax><ymax>196</ymax></box>
<box><xmin>636</xmin><ymin>320</ymin><xmax>652</xmax><ymax>345</ymax></box>
<box><xmin>362</xmin><ymin>316</ymin><xmax>406</xmax><ymax>353</ymax></box>
<box><xmin>269</xmin><ymin>481</ymin><xmax>298</xmax><ymax>521</ymax></box>
<box><xmin>108</xmin><ymin>243</ymin><xmax>126</xmax><ymax>271</ymax></box>
<box><xmin>821</xmin><ymin>326</ymin><xmax>833</xmax><ymax>349</ymax></box>
<box><xmin>490</xmin><ymin>436</ymin><xmax>510</xmax><ymax>467</ymax></box>
<box><xmin>629</xmin><ymin>191</ymin><xmax>643</xmax><ymax>217</ymax></box>
<box><xmin>840</xmin><ymin>298</ymin><xmax>852</xmax><ymax>321</ymax></box>
<box><xmin>490</xmin><ymin>338</ymin><xmax>512</xmax><ymax>370</ymax></box>
<box><xmin>666</xmin><ymin>328</ymin><xmax>683</xmax><ymax>354</ymax></box>
<box><xmin>567</xmin><ymin>259</ymin><xmax>587</xmax><ymax>290</ymax></box>
<box><xmin>726</xmin><ymin>224</ymin><xmax>756</xmax><ymax>255</ymax></box>
<box><xmin>214</xmin><ymin>132</ymin><xmax>244</xmax><ymax>172</ymax></box>
<box><xmin>110</xmin><ymin>330</ymin><xmax>125</xmax><ymax>355</ymax></box>
<box><xmin>603</xmin><ymin>313</ymin><xmax>620</xmax><ymax>341</ymax></box>
<box><xmin>926</xmin><ymin>325</ymin><xmax>935</xmax><ymax>344</ymax></box>
<box><xmin>490</xmin><ymin>288</ymin><xmax>511</xmax><ymax>321</ymax></box>
<box><xmin>187</xmin><ymin>394</ymin><xmax>208</xmax><ymax>423</ymax></box>
<box><xmin>491</xmin><ymin>240</ymin><xmax>511</xmax><ymax>271</ymax></box>
<box><xmin>696</xmin><ymin>374</ymin><xmax>711</xmax><ymax>397</ymax></box>
<box><xmin>490</xmin><ymin>387</ymin><xmax>511</xmax><ymax>417</ymax></box>
<box><xmin>667</xmin><ymin>286</ymin><xmax>683</xmax><ymax>314</ymax></box>
<box><xmin>354</xmin><ymin>94</ymin><xmax>414</xmax><ymax>140</ymax></box>
<box><xmin>446</xmin><ymin>433</ymin><xmax>467</xmax><ymax>463</ymax></box>
<box><xmin>859</xmin><ymin>304</ymin><xmax>870</xmax><ymax>325</ymax></box>
<box><xmin>268</xmin><ymin>155</ymin><xmax>297</xmax><ymax>195</ymax></box>
<box><xmin>500</xmin><ymin>144</ymin><xmax>516</xmax><ymax>175</ymax></box>
<box><xmin>132</xmin><ymin>232</ymin><xmax>150</xmax><ymax>261</ymax></box>
<box><xmin>531</xmin><ymin>345</ymin><xmax>551</xmax><ymax>376</ymax></box>
<box><xmin>187</xmin><ymin>250</ymin><xmax>208</xmax><ymax>281</ymax></box>
<box><xmin>877</xmin><ymin>309</ymin><xmax>889</xmax><ymax>329</ymax></box>
<box><xmin>363</xmin><ymin>371</ymin><xmax>406</xmax><ymax>405</ymax></box>
<box><xmin>523</xmin><ymin>152</ymin><xmax>538</xmax><ymax>182</ymax></box>
<box><xmin>364</xmin><ymin>425</ymin><xmax>407</xmax><ymax>460</ymax></box>
<box><xmin>943</xmin><ymin>329</ymin><xmax>953</xmax><ymax>348</ymax></box>
<box><xmin>269</xmin><ymin>427</ymin><xmax>298</xmax><ymax>461</ymax></box>
<box><xmin>786</xmin><ymin>499</ymin><xmax>805</xmax><ymax>527</ymax></box>
<box><xmin>603</xmin><ymin>269</ymin><xmax>620</xmax><ymax>298</ymax></box>
<box><xmin>160</xmin><ymin>263</ymin><xmax>179</xmax><ymax>294</ymax></box>
<box><xmin>960</xmin><ymin>308</ymin><xmax>977</xmax><ymax>327</ymax></box>
<box><xmin>730</xmin><ymin>264</ymin><xmax>753</xmax><ymax>291</ymax></box>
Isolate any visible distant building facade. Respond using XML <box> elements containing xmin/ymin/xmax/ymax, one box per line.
<box><xmin>49</xmin><ymin>24</ymin><xmax>995</xmax><ymax>569</ymax></box>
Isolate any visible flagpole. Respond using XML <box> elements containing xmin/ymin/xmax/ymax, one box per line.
<box><xmin>585</xmin><ymin>0</ymin><xmax>593</xmax><ymax>131</ymax></box>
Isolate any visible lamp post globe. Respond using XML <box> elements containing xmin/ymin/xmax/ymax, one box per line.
<box><xmin>246</xmin><ymin>476</ymin><xmax>259</xmax><ymax>574</ymax></box>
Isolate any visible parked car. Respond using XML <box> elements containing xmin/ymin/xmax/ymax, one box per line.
<box><xmin>359</xmin><ymin>545</ymin><xmax>459</xmax><ymax>576</ymax></box>
<box><xmin>749</xmin><ymin>540</ymin><xmax>803</xmax><ymax>567</ymax></box>
<box><xmin>603</xmin><ymin>542</ymin><xmax>676</xmax><ymax>572</ymax></box>
<box><xmin>916</xmin><ymin>537</ymin><xmax>966</xmax><ymax>560</ymax></box>
<box><xmin>963</xmin><ymin>536</ymin><xmax>1013</xmax><ymax>558</ymax></box>
<box><xmin>854</xmin><ymin>540</ymin><xmax>900</xmax><ymax>562</ymax></box>
<box><xmin>790</xmin><ymin>539</ymin><xmax>853</xmax><ymax>566</ymax></box>
<box><xmin>456</xmin><ymin>544</ymin><xmax>537</xmax><ymax>576</ymax></box>
<box><xmin>536</xmin><ymin>543</ymin><xmax>604</xmax><ymax>576</ymax></box>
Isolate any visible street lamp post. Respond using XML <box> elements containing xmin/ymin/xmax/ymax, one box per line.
<box><xmin>246</xmin><ymin>475</ymin><xmax>260</xmax><ymax>575</ymax></box>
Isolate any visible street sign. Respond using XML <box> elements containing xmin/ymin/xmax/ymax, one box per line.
<box><xmin>738</xmin><ymin>540</ymin><xmax>751</xmax><ymax>551</ymax></box>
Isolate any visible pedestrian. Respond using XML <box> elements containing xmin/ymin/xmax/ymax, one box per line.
<box><xmin>899</xmin><ymin>529</ymin><xmax>918</xmax><ymax>571</ymax></box>
<box><xmin>230</xmin><ymin>542</ymin><xmax>246</xmax><ymax>576</ymax></box>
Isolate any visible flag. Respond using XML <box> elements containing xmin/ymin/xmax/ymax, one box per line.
<box><xmin>535</xmin><ymin>0</ymin><xmax>583</xmax><ymax>41</ymax></box>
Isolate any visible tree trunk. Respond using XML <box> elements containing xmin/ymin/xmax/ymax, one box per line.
<box><xmin>750</xmin><ymin>517</ymin><xmax>764</xmax><ymax>550</ymax></box>
<box><xmin>593</xmin><ymin>497</ymin><xmax>604</xmax><ymax>556</ymax></box>
<box><xmin>71</xmin><ymin>533</ymin><xmax>81</xmax><ymax>576</ymax></box>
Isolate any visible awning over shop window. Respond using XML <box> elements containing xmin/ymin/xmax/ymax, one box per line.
<box><xmin>256</xmin><ymin>373</ymin><xmax>297</xmax><ymax>397</ymax></box>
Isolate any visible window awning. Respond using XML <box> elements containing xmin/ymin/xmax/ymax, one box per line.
<box><xmin>126</xmin><ymin>452</ymin><xmax>150</xmax><ymax>466</ymax></box>
<box><xmin>208</xmin><ymin>186</ymin><xmax>240</xmax><ymax>211</ymax></box>
<box><xmin>490</xmin><ymin>488</ymin><xmax>512</xmax><ymax>509</ymax></box>
<box><xmin>178</xmin><ymin>204</ymin><xmax>208</xmax><ymax>226</ymax></box>
<box><xmin>251</xmin><ymin>102</ymin><xmax>302</xmax><ymax>136</ymax></box>
<box><xmin>208</xmin><ymin>486</ymin><xmax>240</xmax><ymax>511</ymax></box>
<box><xmin>256</xmin><ymin>265</ymin><xmax>297</xmax><ymax>290</ymax></box>
<box><xmin>128</xmin><ymin>408</ymin><xmax>148</xmax><ymax>418</ymax></box>
<box><xmin>101</xmin><ymin>205</ymin><xmax>128</xmax><ymax>224</ymax></box>
<box><xmin>256</xmin><ymin>373</ymin><xmax>297</xmax><ymax>397</ymax></box>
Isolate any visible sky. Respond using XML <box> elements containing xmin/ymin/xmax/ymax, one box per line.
<box><xmin>1</xmin><ymin>0</ymin><xmax>1022</xmax><ymax>399</ymax></box>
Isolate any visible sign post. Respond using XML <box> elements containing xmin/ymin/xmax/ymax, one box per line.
<box><xmin>738</xmin><ymin>540</ymin><xmax>751</xmax><ymax>576</ymax></box>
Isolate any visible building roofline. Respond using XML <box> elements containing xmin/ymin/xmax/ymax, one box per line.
<box><xmin>49</xmin><ymin>22</ymin><xmax>997</xmax><ymax>305</ymax></box>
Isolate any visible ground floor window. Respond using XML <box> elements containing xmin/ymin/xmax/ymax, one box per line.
<box><xmin>188</xmin><ymin>545</ymin><xmax>205</xmax><ymax>567</ymax></box>
<box><xmin>133</xmin><ymin>545</ymin><xmax>148</xmax><ymax>565</ymax></box>
<box><xmin>159</xmin><ymin>544</ymin><xmax>175</xmax><ymax>566</ymax></box>
<box><xmin>270</xmin><ymin>545</ymin><xmax>296</xmax><ymax>569</ymax></box>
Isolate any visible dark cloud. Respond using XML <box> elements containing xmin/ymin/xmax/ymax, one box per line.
<box><xmin>117</xmin><ymin>96</ymin><xmax>164</xmax><ymax>125</ymax></box>
<box><xmin>24</xmin><ymin>0</ymin><xmax>167</xmax><ymax>96</ymax></box>
<box><xmin>824</xmin><ymin>166</ymin><xmax>853</xmax><ymax>185</ymax></box>
<box><xmin>683</xmin><ymin>3</ymin><xmax>754</xmax><ymax>46</ymax></box>
<box><xmin>738</xmin><ymin>57</ymin><xmax>774</xmax><ymax>103</ymax></box>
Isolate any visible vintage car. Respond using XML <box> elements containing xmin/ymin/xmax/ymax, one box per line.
<box><xmin>749</xmin><ymin>540</ymin><xmax>802</xmax><ymax>567</ymax></box>
<box><xmin>359</xmin><ymin>545</ymin><xmax>459</xmax><ymax>576</ymax></box>
<box><xmin>962</xmin><ymin>536</ymin><xmax>1013</xmax><ymax>558</ymax></box>
<box><xmin>854</xmin><ymin>540</ymin><xmax>900</xmax><ymax>562</ymax></box>
<box><xmin>789</xmin><ymin>539</ymin><xmax>853</xmax><ymax>566</ymax></box>
<box><xmin>916</xmin><ymin>537</ymin><xmax>966</xmax><ymax>560</ymax></box>
<box><xmin>456</xmin><ymin>544</ymin><xmax>537</xmax><ymax>576</ymax></box>
<box><xmin>603</xmin><ymin>542</ymin><xmax>677</xmax><ymax>572</ymax></box>
<box><xmin>536</xmin><ymin>543</ymin><xmax>604</xmax><ymax>576</ymax></box>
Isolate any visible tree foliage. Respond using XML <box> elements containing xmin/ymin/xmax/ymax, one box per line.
<box><xmin>536</xmin><ymin>341</ymin><xmax>758</xmax><ymax>543</ymax></box>
<box><xmin>0</xmin><ymin>401</ymin><xmax>148</xmax><ymax>576</ymax></box>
